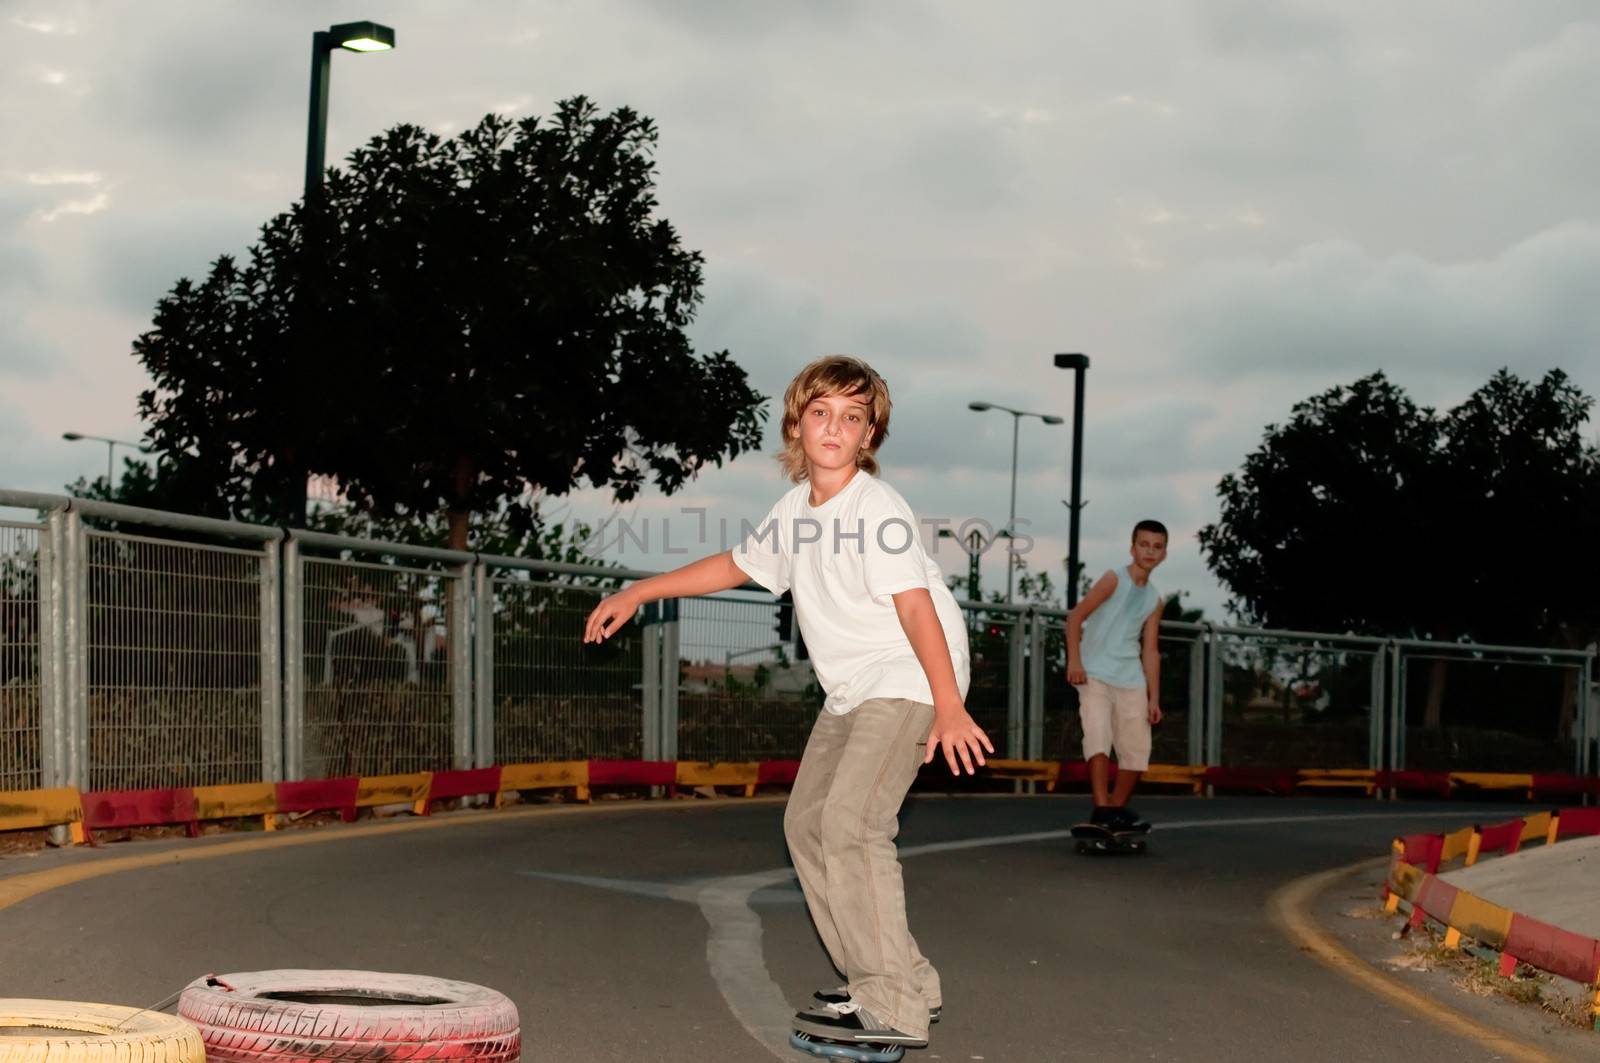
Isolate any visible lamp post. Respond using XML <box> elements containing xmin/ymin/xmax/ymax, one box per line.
<box><xmin>306</xmin><ymin>20</ymin><xmax>396</xmax><ymax>197</ymax></box>
<box><xmin>1053</xmin><ymin>353</ymin><xmax>1090</xmax><ymax>606</ymax></box>
<box><xmin>967</xmin><ymin>402</ymin><xmax>1064</xmax><ymax>603</ymax></box>
<box><xmin>62</xmin><ymin>432</ymin><xmax>150</xmax><ymax>489</ymax></box>
<box><xmin>937</xmin><ymin>526</ymin><xmax>1006</xmax><ymax>603</ymax></box>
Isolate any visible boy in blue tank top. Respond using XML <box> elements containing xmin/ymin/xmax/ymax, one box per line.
<box><xmin>1064</xmin><ymin>520</ymin><xmax>1168</xmax><ymax>828</ymax></box>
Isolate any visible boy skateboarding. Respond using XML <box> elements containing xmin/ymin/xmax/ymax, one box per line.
<box><xmin>1064</xmin><ymin>520</ymin><xmax>1168</xmax><ymax>836</ymax></box>
<box><xmin>584</xmin><ymin>356</ymin><xmax>989</xmax><ymax>1059</ymax></box>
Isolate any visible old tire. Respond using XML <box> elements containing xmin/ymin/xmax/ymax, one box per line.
<box><xmin>177</xmin><ymin>970</ymin><xmax>520</xmax><ymax>1062</ymax></box>
<box><xmin>0</xmin><ymin>999</ymin><xmax>205</xmax><ymax>1063</ymax></box>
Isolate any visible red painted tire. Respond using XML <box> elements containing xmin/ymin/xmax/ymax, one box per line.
<box><xmin>177</xmin><ymin>970</ymin><xmax>519</xmax><ymax>1062</ymax></box>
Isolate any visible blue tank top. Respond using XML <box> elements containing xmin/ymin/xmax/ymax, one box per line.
<box><xmin>1081</xmin><ymin>566</ymin><xmax>1160</xmax><ymax>690</ymax></box>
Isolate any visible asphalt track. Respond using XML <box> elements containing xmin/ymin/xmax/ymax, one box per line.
<box><xmin>0</xmin><ymin>795</ymin><xmax>1580</xmax><ymax>1062</ymax></box>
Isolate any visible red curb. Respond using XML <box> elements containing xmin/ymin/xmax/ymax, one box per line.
<box><xmin>586</xmin><ymin>760</ymin><xmax>676</xmax><ymax>787</ymax></box>
<box><xmin>1504</xmin><ymin>913</ymin><xmax>1600</xmax><ymax>987</ymax></box>
<box><xmin>80</xmin><ymin>787</ymin><xmax>200</xmax><ymax>843</ymax></box>
<box><xmin>275</xmin><ymin>777</ymin><xmax>360</xmax><ymax>822</ymax></box>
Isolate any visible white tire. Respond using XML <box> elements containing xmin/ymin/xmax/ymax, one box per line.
<box><xmin>0</xmin><ymin>999</ymin><xmax>205</xmax><ymax>1063</ymax></box>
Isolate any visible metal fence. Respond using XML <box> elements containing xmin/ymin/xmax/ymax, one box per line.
<box><xmin>286</xmin><ymin>532</ymin><xmax>470</xmax><ymax>779</ymax></box>
<box><xmin>479</xmin><ymin>556</ymin><xmax>639</xmax><ymax>766</ymax></box>
<box><xmin>84</xmin><ymin>529</ymin><xmax>273</xmax><ymax>789</ymax></box>
<box><xmin>0</xmin><ymin>519</ymin><xmax>44</xmax><ymax>790</ymax></box>
<box><xmin>1205</xmin><ymin>627</ymin><xmax>1384</xmax><ymax>772</ymax></box>
<box><xmin>0</xmin><ymin>488</ymin><xmax>1594</xmax><ymax>793</ymax></box>
<box><xmin>1390</xmin><ymin>639</ymin><xmax>1592</xmax><ymax>774</ymax></box>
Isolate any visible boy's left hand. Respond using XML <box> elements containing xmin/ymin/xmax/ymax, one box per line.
<box><xmin>924</xmin><ymin>705</ymin><xmax>994</xmax><ymax>775</ymax></box>
<box><xmin>1148</xmin><ymin>701</ymin><xmax>1163</xmax><ymax>725</ymax></box>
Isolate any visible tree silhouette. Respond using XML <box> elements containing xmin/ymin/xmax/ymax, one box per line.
<box><xmin>135</xmin><ymin>97</ymin><xmax>767</xmax><ymax>546</ymax></box>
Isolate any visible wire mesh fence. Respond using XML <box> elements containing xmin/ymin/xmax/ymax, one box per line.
<box><xmin>676</xmin><ymin>592</ymin><xmax>818</xmax><ymax>761</ymax></box>
<box><xmin>961</xmin><ymin>606</ymin><xmax>1020</xmax><ymax>758</ymax></box>
<box><xmin>84</xmin><ymin>531</ymin><xmax>265</xmax><ymax>789</ymax></box>
<box><xmin>298</xmin><ymin>555</ymin><xmax>458</xmax><ymax>777</ymax></box>
<box><xmin>0</xmin><ymin>521</ymin><xmax>43</xmax><ymax>790</ymax></box>
<box><xmin>1397</xmin><ymin>647</ymin><xmax>1586</xmax><ymax>773</ymax></box>
<box><xmin>3</xmin><ymin>487</ymin><xmax>1596</xmax><ymax>792</ymax></box>
<box><xmin>491</xmin><ymin>573</ymin><xmax>644</xmax><ymax>762</ymax></box>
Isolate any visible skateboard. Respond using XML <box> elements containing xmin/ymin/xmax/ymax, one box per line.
<box><xmin>1070</xmin><ymin>820</ymin><xmax>1150</xmax><ymax>855</ymax></box>
<box><xmin>789</xmin><ymin>1029</ymin><xmax>905</xmax><ymax>1062</ymax></box>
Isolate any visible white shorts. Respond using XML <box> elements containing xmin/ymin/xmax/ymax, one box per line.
<box><xmin>1076</xmin><ymin>677</ymin><xmax>1151</xmax><ymax>772</ymax></box>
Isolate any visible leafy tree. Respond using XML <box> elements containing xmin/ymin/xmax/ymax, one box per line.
<box><xmin>1201</xmin><ymin>369</ymin><xmax>1600</xmax><ymax>736</ymax></box>
<box><xmin>1199</xmin><ymin>373</ymin><xmax>1443</xmax><ymax>636</ymax></box>
<box><xmin>134</xmin><ymin>97</ymin><xmax>766</xmax><ymax>546</ymax></box>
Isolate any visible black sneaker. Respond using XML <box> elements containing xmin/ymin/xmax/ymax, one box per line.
<box><xmin>1090</xmin><ymin>804</ymin><xmax>1120</xmax><ymax>826</ymax></box>
<box><xmin>811</xmin><ymin>986</ymin><xmax>940</xmax><ymax>1023</ymax></box>
<box><xmin>1105</xmin><ymin>806</ymin><xmax>1150</xmax><ymax>832</ymax></box>
<box><xmin>792</xmin><ymin>1000</ymin><xmax>928</xmax><ymax>1047</ymax></box>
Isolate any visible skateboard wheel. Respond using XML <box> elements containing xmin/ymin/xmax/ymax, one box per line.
<box><xmin>790</xmin><ymin>1030</ymin><xmax>906</xmax><ymax>1062</ymax></box>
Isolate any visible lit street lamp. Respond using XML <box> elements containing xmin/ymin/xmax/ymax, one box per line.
<box><xmin>1053</xmin><ymin>353</ymin><xmax>1090</xmax><ymax>606</ymax></box>
<box><xmin>306</xmin><ymin>20</ymin><xmax>396</xmax><ymax>197</ymax></box>
<box><xmin>967</xmin><ymin>401</ymin><xmax>1064</xmax><ymax>603</ymax></box>
<box><xmin>62</xmin><ymin>432</ymin><xmax>151</xmax><ymax>489</ymax></box>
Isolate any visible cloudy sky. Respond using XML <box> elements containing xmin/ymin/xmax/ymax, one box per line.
<box><xmin>3</xmin><ymin>0</ymin><xmax>1598</xmax><ymax>616</ymax></box>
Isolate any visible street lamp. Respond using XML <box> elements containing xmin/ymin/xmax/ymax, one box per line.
<box><xmin>1053</xmin><ymin>353</ymin><xmax>1090</xmax><ymax>606</ymax></box>
<box><xmin>937</xmin><ymin>525</ymin><xmax>1007</xmax><ymax>603</ymax></box>
<box><xmin>967</xmin><ymin>401</ymin><xmax>1064</xmax><ymax>603</ymax></box>
<box><xmin>62</xmin><ymin>432</ymin><xmax>151</xmax><ymax>489</ymax></box>
<box><xmin>306</xmin><ymin>20</ymin><xmax>396</xmax><ymax>197</ymax></box>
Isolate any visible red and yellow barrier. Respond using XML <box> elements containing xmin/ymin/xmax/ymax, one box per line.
<box><xmin>0</xmin><ymin>788</ymin><xmax>82</xmax><ymax>833</ymax></box>
<box><xmin>1384</xmin><ymin>807</ymin><xmax>1600</xmax><ymax>1030</ymax></box>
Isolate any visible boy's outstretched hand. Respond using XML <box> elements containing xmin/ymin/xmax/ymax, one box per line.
<box><xmin>924</xmin><ymin>705</ymin><xmax>994</xmax><ymax>775</ymax></box>
<box><xmin>583</xmin><ymin>590</ymin><xmax>639</xmax><ymax>644</ymax></box>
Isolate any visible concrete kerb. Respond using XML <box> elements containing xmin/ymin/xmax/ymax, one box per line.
<box><xmin>1382</xmin><ymin>811</ymin><xmax>1600</xmax><ymax>1031</ymax></box>
<box><xmin>1269</xmin><ymin>858</ymin><xmax>1558</xmax><ymax>1063</ymax></box>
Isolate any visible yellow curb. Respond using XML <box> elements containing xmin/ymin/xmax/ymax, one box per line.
<box><xmin>0</xmin><ymin>796</ymin><xmax>788</xmax><ymax>916</ymax></box>
<box><xmin>1268</xmin><ymin>857</ymin><xmax>1557</xmax><ymax>1063</ymax></box>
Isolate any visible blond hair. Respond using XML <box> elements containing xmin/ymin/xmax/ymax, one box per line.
<box><xmin>778</xmin><ymin>356</ymin><xmax>893</xmax><ymax>482</ymax></box>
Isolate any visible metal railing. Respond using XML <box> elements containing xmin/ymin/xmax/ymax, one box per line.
<box><xmin>0</xmin><ymin>488</ymin><xmax>1594</xmax><ymax>792</ymax></box>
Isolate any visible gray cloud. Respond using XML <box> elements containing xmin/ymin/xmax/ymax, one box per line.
<box><xmin>3</xmin><ymin>0</ymin><xmax>1598</xmax><ymax>622</ymax></box>
<box><xmin>90</xmin><ymin>199</ymin><xmax>266</xmax><ymax>315</ymax></box>
<box><xmin>1163</xmin><ymin>223</ymin><xmax>1600</xmax><ymax>390</ymax></box>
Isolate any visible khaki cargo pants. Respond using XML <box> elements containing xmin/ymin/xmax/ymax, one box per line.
<box><xmin>782</xmin><ymin>697</ymin><xmax>939</xmax><ymax>1041</ymax></box>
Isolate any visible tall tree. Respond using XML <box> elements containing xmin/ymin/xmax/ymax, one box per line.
<box><xmin>1199</xmin><ymin>373</ymin><xmax>1444</xmax><ymax>636</ymax></box>
<box><xmin>1201</xmin><ymin>369</ymin><xmax>1600</xmax><ymax>734</ymax></box>
<box><xmin>135</xmin><ymin>97</ymin><xmax>766</xmax><ymax>547</ymax></box>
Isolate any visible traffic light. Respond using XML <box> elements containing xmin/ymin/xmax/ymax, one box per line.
<box><xmin>775</xmin><ymin>592</ymin><xmax>809</xmax><ymax>660</ymax></box>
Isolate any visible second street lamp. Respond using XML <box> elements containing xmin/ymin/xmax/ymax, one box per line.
<box><xmin>968</xmin><ymin>401</ymin><xmax>1064</xmax><ymax>603</ymax></box>
<box><xmin>62</xmin><ymin>431</ymin><xmax>150</xmax><ymax>490</ymax></box>
<box><xmin>305</xmin><ymin>20</ymin><xmax>396</xmax><ymax>197</ymax></box>
<box><xmin>1053</xmin><ymin>352</ymin><xmax>1091</xmax><ymax>606</ymax></box>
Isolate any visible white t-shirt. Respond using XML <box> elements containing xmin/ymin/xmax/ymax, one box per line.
<box><xmin>731</xmin><ymin>471</ymin><xmax>971</xmax><ymax>715</ymax></box>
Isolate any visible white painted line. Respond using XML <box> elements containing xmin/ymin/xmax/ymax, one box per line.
<box><xmin>698</xmin><ymin>808</ymin><xmax>1522</xmax><ymax>1061</ymax></box>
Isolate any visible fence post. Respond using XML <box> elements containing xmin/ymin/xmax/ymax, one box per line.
<box><xmin>63</xmin><ymin>507</ymin><xmax>88</xmax><ymax>791</ymax></box>
<box><xmin>1367</xmin><ymin>644</ymin><xmax>1385</xmax><ymax>776</ymax></box>
<box><xmin>1187</xmin><ymin>628</ymin><xmax>1207</xmax><ymax>767</ymax></box>
<box><xmin>474</xmin><ymin>563</ymin><xmax>495</xmax><ymax>770</ymax></box>
<box><xmin>1577</xmin><ymin>647</ymin><xmax>1595</xmax><ymax>784</ymax></box>
<box><xmin>641</xmin><ymin>602</ymin><xmax>661</xmax><ymax>762</ymax></box>
<box><xmin>660</xmin><ymin>598</ymin><xmax>680</xmax><ymax>763</ymax></box>
<box><xmin>282</xmin><ymin>537</ymin><xmax>304</xmax><ymax>781</ymax></box>
<box><xmin>1007</xmin><ymin>610</ymin><xmax>1027</xmax><ymax>761</ymax></box>
<box><xmin>1205</xmin><ymin>626</ymin><xmax>1222</xmax><ymax>774</ymax></box>
<box><xmin>37</xmin><ymin>509</ymin><xmax>64</xmax><ymax>792</ymax></box>
<box><xmin>1026</xmin><ymin>610</ymin><xmax>1045</xmax><ymax>762</ymax></box>
<box><xmin>450</xmin><ymin>562</ymin><xmax>473</xmax><ymax>771</ymax></box>
<box><xmin>259</xmin><ymin>537</ymin><xmax>283</xmax><ymax>782</ymax></box>
<box><xmin>1386</xmin><ymin>641</ymin><xmax>1403</xmax><ymax>797</ymax></box>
